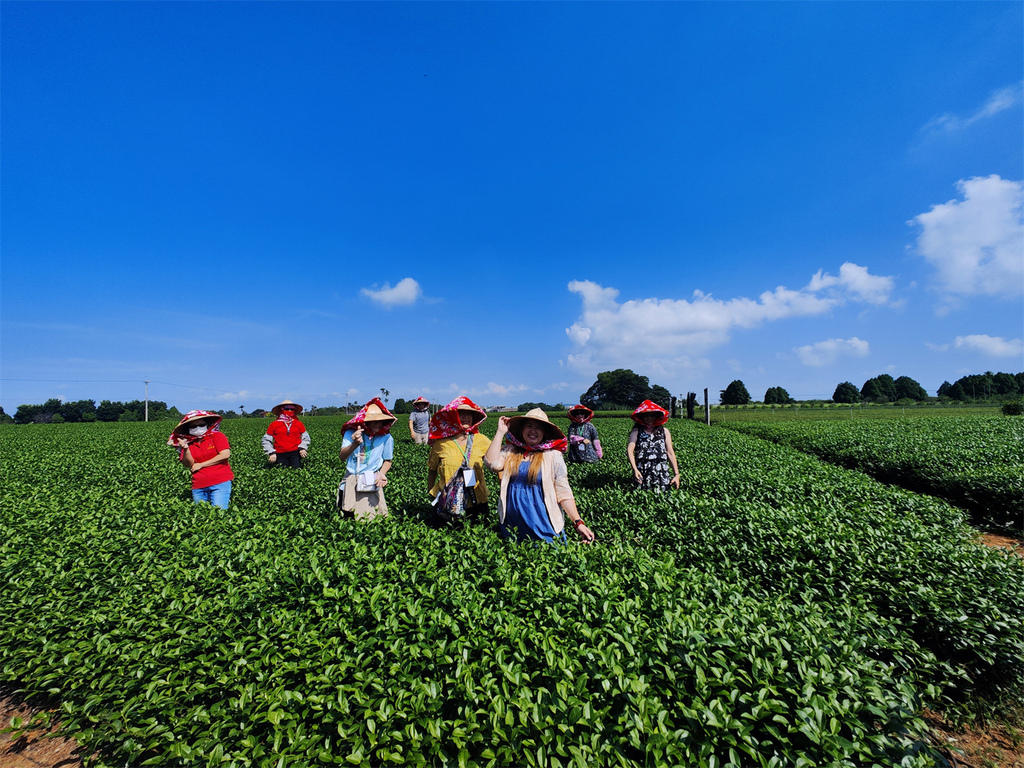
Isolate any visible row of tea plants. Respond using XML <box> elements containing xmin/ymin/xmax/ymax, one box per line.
<box><xmin>1</xmin><ymin>417</ymin><xmax>1022</xmax><ymax>767</ymax></box>
<box><xmin>717</xmin><ymin>415</ymin><xmax>1023</xmax><ymax>533</ymax></box>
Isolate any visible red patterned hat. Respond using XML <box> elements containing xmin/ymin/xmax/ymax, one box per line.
<box><xmin>567</xmin><ymin>404</ymin><xmax>594</xmax><ymax>423</ymax></box>
<box><xmin>343</xmin><ymin>398</ymin><xmax>397</xmax><ymax>434</ymax></box>
<box><xmin>631</xmin><ymin>400</ymin><xmax>668</xmax><ymax>427</ymax></box>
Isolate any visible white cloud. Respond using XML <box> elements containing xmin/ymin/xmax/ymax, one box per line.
<box><xmin>484</xmin><ymin>382</ymin><xmax>529</xmax><ymax>397</ymax></box>
<box><xmin>564</xmin><ymin>264</ymin><xmax>893</xmax><ymax>374</ymax></box>
<box><xmin>908</xmin><ymin>175</ymin><xmax>1024</xmax><ymax>299</ymax></box>
<box><xmin>806</xmin><ymin>263</ymin><xmax>894</xmax><ymax>305</ymax></box>
<box><xmin>793</xmin><ymin>337</ymin><xmax>870</xmax><ymax>367</ymax></box>
<box><xmin>214</xmin><ymin>390</ymin><xmax>254</xmax><ymax>402</ymax></box>
<box><xmin>921</xmin><ymin>82</ymin><xmax>1022</xmax><ymax>136</ymax></box>
<box><xmin>360</xmin><ymin>278</ymin><xmax>423</xmax><ymax>307</ymax></box>
<box><xmin>953</xmin><ymin>334</ymin><xmax>1024</xmax><ymax>358</ymax></box>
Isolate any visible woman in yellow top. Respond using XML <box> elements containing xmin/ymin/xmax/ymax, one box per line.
<box><xmin>427</xmin><ymin>396</ymin><xmax>491</xmax><ymax>524</ymax></box>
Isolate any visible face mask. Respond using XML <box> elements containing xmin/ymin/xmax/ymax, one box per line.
<box><xmin>189</xmin><ymin>425</ymin><xmax>208</xmax><ymax>437</ymax></box>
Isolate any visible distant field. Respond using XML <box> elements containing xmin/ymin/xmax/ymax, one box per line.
<box><xmin>705</xmin><ymin>403</ymin><xmax>1003</xmax><ymax>423</ymax></box>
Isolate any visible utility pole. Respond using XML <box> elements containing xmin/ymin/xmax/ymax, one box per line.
<box><xmin>145</xmin><ymin>379</ymin><xmax>150</xmax><ymax>422</ymax></box>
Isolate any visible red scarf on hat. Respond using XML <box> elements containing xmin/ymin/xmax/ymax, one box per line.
<box><xmin>631</xmin><ymin>400</ymin><xmax>669</xmax><ymax>431</ymax></box>
<box><xmin>567</xmin><ymin>405</ymin><xmax>594</xmax><ymax>424</ymax></box>
<box><xmin>428</xmin><ymin>396</ymin><xmax>486</xmax><ymax>441</ymax></box>
<box><xmin>343</xmin><ymin>398</ymin><xmax>395</xmax><ymax>435</ymax></box>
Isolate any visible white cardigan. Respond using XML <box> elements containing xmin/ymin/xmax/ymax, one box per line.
<box><xmin>496</xmin><ymin>448</ymin><xmax>576</xmax><ymax>534</ymax></box>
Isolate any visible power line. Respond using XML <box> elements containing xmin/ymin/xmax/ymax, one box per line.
<box><xmin>1</xmin><ymin>377</ymin><xmax>239</xmax><ymax>395</ymax></box>
<box><xmin>1</xmin><ymin>378</ymin><xmax>140</xmax><ymax>383</ymax></box>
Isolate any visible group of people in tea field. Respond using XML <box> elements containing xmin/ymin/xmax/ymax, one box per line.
<box><xmin>168</xmin><ymin>395</ymin><xmax>680</xmax><ymax>543</ymax></box>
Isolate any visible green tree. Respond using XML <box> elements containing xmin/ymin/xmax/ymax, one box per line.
<box><xmin>581</xmin><ymin>369</ymin><xmax>669</xmax><ymax>410</ymax></box>
<box><xmin>861</xmin><ymin>375</ymin><xmax>897</xmax><ymax>403</ymax></box>
<box><xmin>720</xmin><ymin>380</ymin><xmax>751</xmax><ymax>405</ymax></box>
<box><xmin>96</xmin><ymin>400</ymin><xmax>124</xmax><ymax>422</ymax></box>
<box><xmin>832</xmin><ymin>382</ymin><xmax>860</xmax><ymax>404</ymax></box>
<box><xmin>517</xmin><ymin>402</ymin><xmax>556</xmax><ymax>412</ymax></box>
<box><xmin>392</xmin><ymin>398</ymin><xmax>412</xmax><ymax>414</ymax></box>
<box><xmin>58</xmin><ymin>399</ymin><xmax>97</xmax><ymax>423</ymax></box>
<box><xmin>894</xmin><ymin>376</ymin><xmax>927</xmax><ymax>401</ymax></box>
<box><xmin>992</xmin><ymin>372</ymin><xmax>1021</xmax><ymax>396</ymax></box>
<box><xmin>764</xmin><ymin>386</ymin><xmax>794</xmax><ymax>405</ymax></box>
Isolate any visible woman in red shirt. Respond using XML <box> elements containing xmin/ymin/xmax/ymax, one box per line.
<box><xmin>168</xmin><ymin>410</ymin><xmax>234</xmax><ymax>508</ymax></box>
<box><xmin>262</xmin><ymin>400</ymin><xmax>310</xmax><ymax>468</ymax></box>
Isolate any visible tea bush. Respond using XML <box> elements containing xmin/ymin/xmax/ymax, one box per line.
<box><xmin>1</xmin><ymin>417</ymin><xmax>1022</xmax><ymax>767</ymax></box>
<box><xmin>718</xmin><ymin>416</ymin><xmax>1023</xmax><ymax>533</ymax></box>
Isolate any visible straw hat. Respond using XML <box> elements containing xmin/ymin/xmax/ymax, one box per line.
<box><xmin>507</xmin><ymin>408</ymin><xmax>565</xmax><ymax>444</ymax></box>
<box><xmin>455</xmin><ymin>402</ymin><xmax>486</xmax><ymax>428</ymax></box>
<box><xmin>413</xmin><ymin>397</ymin><xmax>430</xmax><ymax>409</ymax></box>
<box><xmin>363</xmin><ymin>402</ymin><xmax>397</xmax><ymax>426</ymax></box>
<box><xmin>271</xmin><ymin>399</ymin><xmax>304</xmax><ymax>416</ymax></box>
<box><xmin>171</xmin><ymin>409</ymin><xmax>222</xmax><ymax>435</ymax></box>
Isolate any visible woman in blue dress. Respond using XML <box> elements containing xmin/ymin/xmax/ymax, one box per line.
<box><xmin>484</xmin><ymin>409</ymin><xmax>595</xmax><ymax>543</ymax></box>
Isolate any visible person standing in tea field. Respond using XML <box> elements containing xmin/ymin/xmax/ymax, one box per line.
<box><xmin>262</xmin><ymin>400</ymin><xmax>310</xmax><ymax>468</ymax></box>
<box><xmin>168</xmin><ymin>410</ymin><xmax>234</xmax><ymax>508</ymax></box>
<box><xmin>337</xmin><ymin>398</ymin><xmax>395</xmax><ymax>520</ymax></box>
<box><xmin>626</xmin><ymin>400</ymin><xmax>680</xmax><ymax>491</ymax></box>
<box><xmin>484</xmin><ymin>409</ymin><xmax>595</xmax><ymax>544</ymax></box>
<box><xmin>565</xmin><ymin>404</ymin><xmax>603</xmax><ymax>464</ymax></box>
<box><xmin>426</xmin><ymin>396</ymin><xmax>491</xmax><ymax>524</ymax></box>
<box><xmin>408</xmin><ymin>397</ymin><xmax>431</xmax><ymax>445</ymax></box>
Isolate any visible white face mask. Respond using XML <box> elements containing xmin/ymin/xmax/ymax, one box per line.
<box><xmin>189</xmin><ymin>425</ymin><xmax>208</xmax><ymax>437</ymax></box>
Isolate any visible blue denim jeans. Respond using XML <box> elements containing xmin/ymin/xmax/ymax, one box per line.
<box><xmin>192</xmin><ymin>481</ymin><xmax>231</xmax><ymax>509</ymax></box>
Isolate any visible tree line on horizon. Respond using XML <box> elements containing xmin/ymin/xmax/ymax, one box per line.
<box><xmin>719</xmin><ymin>370</ymin><xmax>1024</xmax><ymax>406</ymax></box>
<box><xmin>5</xmin><ymin>369</ymin><xmax>1022</xmax><ymax>424</ymax></box>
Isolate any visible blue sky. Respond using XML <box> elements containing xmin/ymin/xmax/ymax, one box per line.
<box><xmin>2</xmin><ymin>1</ymin><xmax>1022</xmax><ymax>413</ymax></box>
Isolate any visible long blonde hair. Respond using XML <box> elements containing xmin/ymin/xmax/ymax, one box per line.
<box><xmin>503</xmin><ymin>447</ymin><xmax>545</xmax><ymax>485</ymax></box>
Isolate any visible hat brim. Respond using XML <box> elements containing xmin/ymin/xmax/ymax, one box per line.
<box><xmin>455</xmin><ymin>405</ymin><xmax>486</xmax><ymax>426</ymax></box>
<box><xmin>507</xmin><ymin>415</ymin><xmax>564</xmax><ymax>444</ymax></box>
<box><xmin>173</xmin><ymin>413</ymin><xmax>221</xmax><ymax>434</ymax></box>
<box><xmin>272</xmin><ymin>401</ymin><xmax>303</xmax><ymax>416</ymax></box>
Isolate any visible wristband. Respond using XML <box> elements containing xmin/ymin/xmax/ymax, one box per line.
<box><xmin>573</xmin><ymin>518</ymin><xmax>586</xmax><ymax>530</ymax></box>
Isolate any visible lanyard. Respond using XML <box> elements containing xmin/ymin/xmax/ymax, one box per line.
<box><xmin>358</xmin><ymin>434</ymin><xmax>374</xmax><ymax>466</ymax></box>
<box><xmin>454</xmin><ymin>434</ymin><xmax>473</xmax><ymax>467</ymax></box>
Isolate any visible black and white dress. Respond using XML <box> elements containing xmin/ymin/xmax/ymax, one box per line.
<box><xmin>634</xmin><ymin>427</ymin><xmax>671</xmax><ymax>491</ymax></box>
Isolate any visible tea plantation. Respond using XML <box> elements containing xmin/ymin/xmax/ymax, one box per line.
<box><xmin>1</xmin><ymin>416</ymin><xmax>1022</xmax><ymax>767</ymax></box>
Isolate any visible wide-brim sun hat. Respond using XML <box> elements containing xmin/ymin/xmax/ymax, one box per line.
<box><xmin>271</xmin><ymin>399</ymin><xmax>304</xmax><ymax>416</ymax></box>
<box><xmin>455</xmin><ymin>402</ymin><xmax>487</xmax><ymax>427</ymax></box>
<box><xmin>362</xmin><ymin>403</ymin><xmax>397</xmax><ymax>426</ymax></box>
<box><xmin>507</xmin><ymin>408</ymin><xmax>565</xmax><ymax>444</ymax></box>
<box><xmin>171</xmin><ymin>409</ymin><xmax>223</xmax><ymax>435</ymax></box>
<box><xmin>413</xmin><ymin>396</ymin><xmax>430</xmax><ymax>407</ymax></box>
